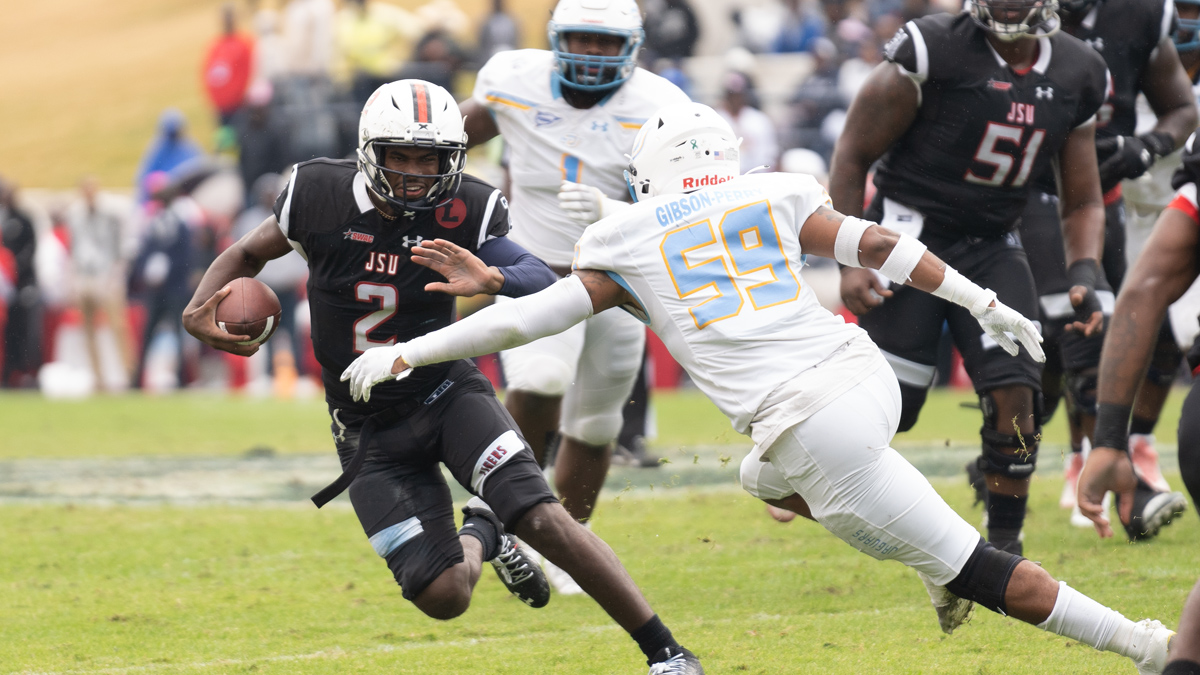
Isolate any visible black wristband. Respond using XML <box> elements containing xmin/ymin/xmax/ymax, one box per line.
<box><xmin>1093</xmin><ymin>402</ymin><xmax>1132</xmax><ymax>452</ymax></box>
<box><xmin>1139</xmin><ymin>130</ymin><xmax>1176</xmax><ymax>158</ymax></box>
<box><xmin>1067</xmin><ymin>258</ymin><xmax>1099</xmax><ymax>291</ymax></box>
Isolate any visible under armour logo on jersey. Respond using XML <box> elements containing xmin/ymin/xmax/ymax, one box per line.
<box><xmin>401</xmin><ymin>236</ymin><xmax>425</xmax><ymax>248</ymax></box>
<box><xmin>1086</xmin><ymin>37</ymin><xmax>1104</xmax><ymax>51</ymax></box>
<box><xmin>1035</xmin><ymin>86</ymin><xmax>1053</xmax><ymax>100</ymax></box>
<box><xmin>591</xmin><ymin>121</ymin><xmax>608</xmax><ymax>132</ymax></box>
<box><xmin>403</xmin><ymin>210</ymin><xmax>416</xmax><ymax>219</ymax></box>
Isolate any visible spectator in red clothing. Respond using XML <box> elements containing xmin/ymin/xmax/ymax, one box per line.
<box><xmin>203</xmin><ymin>4</ymin><xmax>255</xmax><ymax>126</ymax></box>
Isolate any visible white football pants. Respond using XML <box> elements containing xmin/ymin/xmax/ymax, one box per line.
<box><xmin>740</xmin><ymin>365</ymin><xmax>979</xmax><ymax>585</ymax></box>
<box><xmin>498</xmin><ymin>299</ymin><xmax>645</xmax><ymax>447</ymax></box>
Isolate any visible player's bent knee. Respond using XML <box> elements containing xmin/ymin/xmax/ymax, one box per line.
<box><xmin>412</xmin><ymin>569</ymin><xmax>472</xmax><ymax>620</ymax></box>
<box><xmin>1064</xmin><ymin>369</ymin><xmax>1098</xmax><ymax>418</ymax></box>
<box><xmin>740</xmin><ymin>452</ymin><xmax>794</xmax><ymax>501</ymax></box>
<box><xmin>977</xmin><ymin>392</ymin><xmax>1040</xmax><ymax>479</ymax></box>
<box><xmin>507</xmin><ymin>360</ymin><xmax>575</xmax><ymax>397</ymax></box>
<box><xmin>561</xmin><ymin>414</ymin><xmax>622</xmax><ymax>447</ymax></box>
<box><xmin>944</xmin><ymin>537</ymin><xmax>1024</xmax><ymax>615</ymax></box>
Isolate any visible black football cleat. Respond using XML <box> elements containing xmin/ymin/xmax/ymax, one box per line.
<box><xmin>648</xmin><ymin>646</ymin><xmax>704</xmax><ymax>674</ymax></box>
<box><xmin>1116</xmin><ymin>475</ymin><xmax>1188</xmax><ymax>541</ymax></box>
<box><xmin>490</xmin><ymin>534</ymin><xmax>551</xmax><ymax>608</ymax></box>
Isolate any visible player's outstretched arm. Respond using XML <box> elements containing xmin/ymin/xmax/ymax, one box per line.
<box><xmin>1058</xmin><ymin>121</ymin><xmax>1107</xmax><ymax>336</ymax></box>
<box><xmin>829</xmin><ymin>62</ymin><xmax>919</xmax><ymax>315</ymax></box>
<box><xmin>410</xmin><ymin>237</ymin><xmax>557</xmax><ymax>297</ymax></box>
<box><xmin>1078</xmin><ymin>205</ymin><xmax>1200</xmax><ymax>536</ymax></box>
<box><xmin>340</xmin><ymin>270</ymin><xmax>633</xmax><ymax>402</ymax></box>
<box><xmin>801</xmin><ymin>206</ymin><xmax>1044</xmax><ymax>362</ymax></box>
<box><xmin>182</xmin><ymin>215</ymin><xmax>293</xmax><ymax>356</ymax></box>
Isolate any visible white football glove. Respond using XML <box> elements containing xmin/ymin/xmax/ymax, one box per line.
<box><xmin>557</xmin><ymin>181</ymin><xmax>629</xmax><ymax>225</ymax></box>
<box><xmin>971</xmin><ymin>297</ymin><xmax>1045</xmax><ymax>363</ymax></box>
<box><xmin>339</xmin><ymin>344</ymin><xmax>411</xmax><ymax>402</ymax></box>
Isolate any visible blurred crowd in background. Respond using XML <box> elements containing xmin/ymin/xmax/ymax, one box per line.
<box><xmin>0</xmin><ymin>0</ymin><xmax>955</xmax><ymax>398</ymax></box>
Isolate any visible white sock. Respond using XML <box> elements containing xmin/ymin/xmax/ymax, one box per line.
<box><xmin>1037</xmin><ymin>582</ymin><xmax>1132</xmax><ymax>655</ymax></box>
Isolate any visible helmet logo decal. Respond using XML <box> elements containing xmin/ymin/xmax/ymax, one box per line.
<box><xmin>690</xmin><ymin>139</ymin><xmax>698</xmax><ymax>149</ymax></box>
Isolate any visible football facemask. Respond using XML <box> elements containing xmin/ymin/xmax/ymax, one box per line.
<box><xmin>968</xmin><ymin>0</ymin><xmax>1061</xmax><ymax>40</ymax></box>
<box><xmin>357</xmin><ymin>80</ymin><xmax>467</xmax><ymax>213</ymax></box>
<box><xmin>548</xmin><ymin>0</ymin><xmax>644</xmax><ymax>92</ymax></box>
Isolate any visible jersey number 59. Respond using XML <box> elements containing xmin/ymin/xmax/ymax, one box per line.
<box><xmin>660</xmin><ymin>200</ymin><xmax>801</xmax><ymax>329</ymax></box>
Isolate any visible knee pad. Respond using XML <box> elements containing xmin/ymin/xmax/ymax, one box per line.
<box><xmin>944</xmin><ymin>538</ymin><xmax>1024</xmax><ymax>615</ymax></box>
<box><xmin>1064</xmin><ymin>369</ymin><xmax>1098</xmax><ymax>418</ymax></box>
<box><xmin>561</xmin><ymin>412</ymin><xmax>624</xmax><ymax>447</ymax></box>
<box><xmin>976</xmin><ymin>392</ymin><xmax>1040</xmax><ymax>478</ymax></box>
<box><xmin>740</xmin><ymin>451</ymin><xmax>794</xmax><ymax>501</ymax></box>
<box><xmin>897</xmin><ymin>384</ymin><xmax>928</xmax><ymax>433</ymax></box>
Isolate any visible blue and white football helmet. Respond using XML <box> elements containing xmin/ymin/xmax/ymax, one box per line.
<box><xmin>548</xmin><ymin>0</ymin><xmax>645</xmax><ymax>93</ymax></box>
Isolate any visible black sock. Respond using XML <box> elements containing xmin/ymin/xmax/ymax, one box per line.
<box><xmin>1130</xmin><ymin>415</ymin><xmax>1158</xmax><ymax>436</ymax></box>
<box><xmin>630</xmin><ymin>614</ymin><xmax>679</xmax><ymax>663</ymax></box>
<box><xmin>987</xmin><ymin>492</ymin><xmax>1028</xmax><ymax>541</ymax></box>
<box><xmin>1164</xmin><ymin>660</ymin><xmax>1200</xmax><ymax>675</ymax></box>
<box><xmin>459</xmin><ymin>514</ymin><xmax>501</xmax><ymax>561</ymax></box>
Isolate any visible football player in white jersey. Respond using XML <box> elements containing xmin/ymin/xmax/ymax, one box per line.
<box><xmin>344</xmin><ymin>102</ymin><xmax>1176</xmax><ymax>674</ymax></box>
<box><xmin>457</xmin><ymin>0</ymin><xmax>690</xmax><ymax>594</ymax></box>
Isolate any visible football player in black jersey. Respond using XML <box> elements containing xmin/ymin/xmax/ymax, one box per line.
<box><xmin>1076</xmin><ymin>130</ymin><xmax>1199</xmax><ymax>539</ymax></box>
<box><xmin>831</xmin><ymin>0</ymin><xmax>1108</xmax><ymax>556</ymax></box>
<box><xmin>1018</xmin><ymin>0</ymin><xmax>1197</xmax><ymax>531</ymax></box>
<box><xmin>182</xmin><ymin>80</ymin><xmax>706</xmax><ymax>674</ymax></box>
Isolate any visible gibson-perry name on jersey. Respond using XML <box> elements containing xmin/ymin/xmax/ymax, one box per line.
<box><xmin>655</xmin><ymin>186</ymin><xmax>766</xmax><ymax>227</ymax></box>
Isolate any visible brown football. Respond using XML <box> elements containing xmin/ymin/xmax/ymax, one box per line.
<box><xmin>215</xmin><ymin>277</ymin><xmax>282</xmax><ymax>346</ymax></box>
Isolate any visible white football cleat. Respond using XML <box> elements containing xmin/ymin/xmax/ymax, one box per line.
<box><xmin>917</xmin><ymin>571</ymin><xmax>974</xmax><ymax>635</ymax></box>
<box><xmin>1130</xmin><ymin>619</ymin><xmax>1174</xmax><ymax>675</ymax></box>
<box><xmin>544</xmin><ymin>558</ymin><xmax>585</xmax><ymax>596</ymax></box>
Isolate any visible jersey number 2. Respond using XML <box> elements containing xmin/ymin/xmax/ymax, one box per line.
<box><xmin>353</xmin><ymin>282</ymin><xmax>397</xmax><ymax>353</ymax></box>
<box><xmin>965</xmin><ymin>122</ymin><xmax>1046</xmax><ymax>188</ymax></box>
<box><xmin>660</xmin><ymin>201</ymin><xmax>800</xmax><ymax>329</ymax></box>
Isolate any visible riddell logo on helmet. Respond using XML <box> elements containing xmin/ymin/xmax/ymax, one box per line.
<box><xmin>682</xmin><ymin>174</ymin><xmax>731</xmax><ymax>189</ymax></box>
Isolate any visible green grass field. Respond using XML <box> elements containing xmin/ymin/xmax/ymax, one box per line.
<box><xmin>1</xmin><ymin>388</ymin><xmax>1195</xmax><ymax>674</ymax></box>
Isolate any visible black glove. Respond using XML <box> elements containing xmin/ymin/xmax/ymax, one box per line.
<box><xmin>1067</xmin><ymin>258</ymin><xmax>1102</xmax><ymax>324</ymax></box>
<box><xmin>1095</xmin><ymin>131</ymin><xmax>1175</xmax><ymax>193</ymax></box>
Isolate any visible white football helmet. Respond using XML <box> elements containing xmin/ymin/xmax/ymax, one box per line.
<box><xmin>966</xmin><ymin>0</ymin><xmax>1060</xmax><ymax>41</ymax></box>
<box><xmin>548</xmin><ymin>0</ymin><xmax>644</xmax><ymax>92</ymax></box>
<box><xmin>357</xmin><ymin>79</ymin><xmax>467</xmax><ymax>212</ymax></box>
<box><xmin>625</xmin><ymin>102</ymin><xmax>741</xmax><ymax>201</ymax></box>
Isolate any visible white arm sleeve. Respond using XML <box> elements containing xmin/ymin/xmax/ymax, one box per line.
<box><xmin>401</xmin><ymin>275</ymin><xmax>595</xmax><ymax>367</ymax></box>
